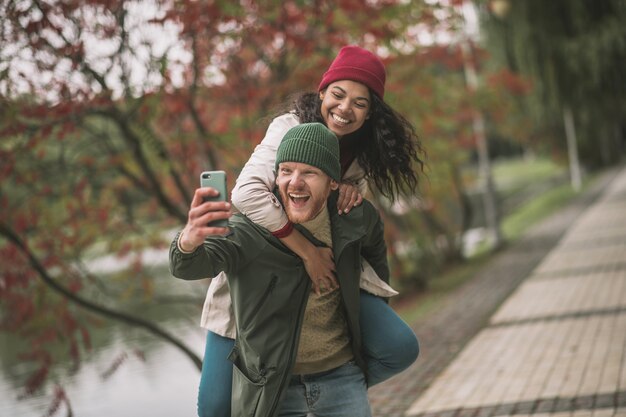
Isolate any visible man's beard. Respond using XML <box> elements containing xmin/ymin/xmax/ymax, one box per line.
<box><xmin>279</xmin><ymin>187</ymin><xmax>328</xmax><ymax>224</ymax></box>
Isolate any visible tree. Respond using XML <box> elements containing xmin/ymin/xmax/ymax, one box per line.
<box><xmin>480</xmin><ymin>0</ymin><xmax>626</xmax><ymax>173</ymax></box>
<box><xmin>380</xmin><ymin>36</ymin><xmax>530</xmax><ymax>290</ymax></box>
<box><xmin>1</xmin><ymin>0</ymin><xmax>464</xmax><ymax>412</ymax></box>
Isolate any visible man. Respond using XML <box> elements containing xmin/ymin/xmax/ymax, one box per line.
<box><xmin>170</xmin><ymin>123</ymin><xmax>389</xmax><ymax>417</ymax></box>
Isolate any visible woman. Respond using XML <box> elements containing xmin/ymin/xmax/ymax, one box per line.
<box><xmin>195</xmin><ymin>45</ymin><xmax>425</xmax><ymax>417</ymax></box>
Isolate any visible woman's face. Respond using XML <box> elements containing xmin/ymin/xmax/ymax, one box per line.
<box><xmin>319</xmin><ymin>80</ymin><xmax>371</xmax><ymax>138</ymax></box>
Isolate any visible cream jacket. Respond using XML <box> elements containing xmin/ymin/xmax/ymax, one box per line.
<box><xmin>198</xmin><ymin>113</ymin><xmax>397</xmax><ymax>338</ymax></box>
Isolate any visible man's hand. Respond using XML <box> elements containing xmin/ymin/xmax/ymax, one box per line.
<box><xmin>337</xmin><ymin>182</ymin><xmax>363</xmax><ymax>215</ymax></box>
<box><xmin>179</xmin><ymin>187</ymin><xmax>231</xmax><ymax>252</ymax></box>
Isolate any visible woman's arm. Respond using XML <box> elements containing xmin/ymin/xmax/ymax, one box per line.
<box><xmin>337</xmin><ymin>159</ymin><xmax>370</xmax><ymax>214</ymax></box>
<box><xmin>230</xmin><ymin>114</ymin><xmax>338</xmax><ymax>294</ymax></box>
<box><xmin>231</xmin><ymin>114</ymin><xmax>298</xmax><ymax>232</ymax></box>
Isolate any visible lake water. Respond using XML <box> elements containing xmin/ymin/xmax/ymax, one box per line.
<box><xmin>0</xmin><ymin>247</ymin><xmax>211</xmax><ymax>417</ymax></box>
<box><xmin>0</xmin><ymin>321</ymin><xmax>207</xmax><ymax>417</ymax></box>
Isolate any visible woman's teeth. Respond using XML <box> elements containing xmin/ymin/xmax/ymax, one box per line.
<box><xmin>332</xmin><ymin>114</ymin><xmax>349</xmax><ymax>124</ymax></box>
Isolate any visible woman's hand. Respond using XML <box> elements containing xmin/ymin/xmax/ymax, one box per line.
<box><xmin>337</xmin><ymin>182</ymin><xmax>363</xmax><ymax>214</ymax></box>
<box><xmin>279</xmin><ymin>229</ymin><xmax>338</xmax><ymax>295</ymax></box>
<box><xmin>301</xmin><ymin>245</ymin><xmax>338</xmax><ymax>295</ymax></box>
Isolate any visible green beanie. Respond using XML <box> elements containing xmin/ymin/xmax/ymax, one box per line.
<box><xmin>275</xmin><ymin>123</ymin><xmax>341</xmax><ymax>182</ymax></box>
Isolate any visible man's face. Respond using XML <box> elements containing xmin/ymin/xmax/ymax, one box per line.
<box><xmin>277</xmin><ymin>162</ymin><xmax>338</xmax><ymax>224</ymax></box>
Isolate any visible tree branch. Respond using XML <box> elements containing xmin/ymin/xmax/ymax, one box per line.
<box><xmin>0</xmin><ymin>221</ymin><xmax>202</xmax><ymax>371</ymax></box>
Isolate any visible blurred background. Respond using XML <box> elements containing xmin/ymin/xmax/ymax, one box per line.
<box><xmin>1</xmin><ymin>0</ymin><xmax>624</xmax><ymax>416</ymax></box>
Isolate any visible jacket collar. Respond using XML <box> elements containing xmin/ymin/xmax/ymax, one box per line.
<box><xmin>326</xmin><ymin>191</ymin><xmax>366</xmax><ymax>256</ymax></box>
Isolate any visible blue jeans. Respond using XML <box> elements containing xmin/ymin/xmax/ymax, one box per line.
<box><xmin>197</xmin><ymin>331</ymin><xmax>233</xmax><ymax>417</ymax></box>
<box><xmin>359</xmin><ymin>291</ymin><xmax>419</xmax><ymax>385</ymax></box>
<box><xmin>197</xmin><ymin>291</ymin><xmax>419</xmax><ymax>417</ymax></box>
<box><xmin>280</xmin><ymin>362</ymin><xmax>371</xmax><ymax>417</ymax></box>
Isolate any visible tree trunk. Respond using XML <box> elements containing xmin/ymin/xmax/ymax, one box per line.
<box><xmin>563</xmin><ymin>105</ymin><xmax>582</xmax><ymax>191</ymax></box>
<box><xmin>0</xmin><ymin>222</ymin><xmax>203</xmax><ymax>371</ymax></box>
<box><xmin>460</xmin><ymin>38</ymin><xmax>503</xmax><ymax>249</ymax></box>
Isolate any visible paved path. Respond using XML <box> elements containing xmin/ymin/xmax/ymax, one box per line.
<box><xmin>369</xmin><ymin>165</ymin><xmax>626</xmax><ymax>417</ymax></box>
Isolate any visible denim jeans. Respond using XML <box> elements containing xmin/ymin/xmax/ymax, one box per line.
<box><xmin>197</xmin><ymin>291</ymin><xmax>419</xmax><ymax>417</ymax></box>
<box><xmin>197</xmin><ymin>331</ymin><xmax>234</xmax><ymax>417</ymax></box>
<box><xmin>358</xmin><ymin>291</ymin><xmax>419</xmax><ymax>386</ymax></box>
<box><xmin>279</xmin><ymin>361</ymin><xmax>371</xmax><ymax>417</ymax></box>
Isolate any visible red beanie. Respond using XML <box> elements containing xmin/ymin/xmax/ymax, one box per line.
<box><xmin>318</xmin><ymin>45</ymin><xmax>386</xmax><ymax>99</ymax></box>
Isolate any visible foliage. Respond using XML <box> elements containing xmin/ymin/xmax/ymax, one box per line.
<box><xmin>0</xmin><ymin>0</ymin><xmax>435</xmax><ymax>411</ymax></box>
<box><xmin>479</xmin><ymin>0</ymin><xmax>626</xmax><ymax>168</ymax></box>
<box><xmin>378</xmin><ymin>25</ymin><xmax>531</xmax><ymax>290</ymax></box>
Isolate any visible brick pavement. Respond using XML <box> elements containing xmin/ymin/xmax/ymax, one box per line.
<box><xmin>369</xmin><ymin>165</ymin><xmax>626</xmax><ymax>417</ymax></box>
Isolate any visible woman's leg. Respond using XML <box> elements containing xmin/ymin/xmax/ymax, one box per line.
<box><xmin>359</xmin><ymin>290</ymin><xmax>420</xmax><ymax>387</ymax></box>
<box><xmin>197</xmin><ymin>331</ymin><xmax>235</xmax><ymax>417</ymax></box>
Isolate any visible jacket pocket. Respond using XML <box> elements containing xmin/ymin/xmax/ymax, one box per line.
<box><xmin>231</xmin><ymin>360</ymin><xmax>266</xmax><ymax>417</ymax></box>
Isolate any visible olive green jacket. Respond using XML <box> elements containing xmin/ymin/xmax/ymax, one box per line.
<box><xmin>169</xmin><ymin>192</ymin><xmax>389</xmax><ymax>417</ymax></box>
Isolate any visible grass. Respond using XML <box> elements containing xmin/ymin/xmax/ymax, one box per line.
<box><xmin>492</xmin><ymin>157</ymin><xmax>565</xmax><ymax>191</ymax></box>
<box><xmin>501</xmin><ymin>183</ymin><xmax>578</xmax><ymax>240</ymax></box>
<box><xmin>392</xmin><ymin>253</ymin><xmax>491</xmax><ymax>324</ymax></box>
<box><xmin>393</xmin><ymin>158</ymin><xmax>592</xmax><ymax>324</ymax></box>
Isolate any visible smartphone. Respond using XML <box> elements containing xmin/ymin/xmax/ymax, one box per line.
<box><xmin>199</xmin><ymin>170</ymin><xmax>228</xmax><ymax>228</ymax></box>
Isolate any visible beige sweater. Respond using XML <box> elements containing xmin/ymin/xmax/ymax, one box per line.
<box><xmin>292</xmin><ymin>207</ymin><xmax>353</xmax><ymax>375</ymax></box>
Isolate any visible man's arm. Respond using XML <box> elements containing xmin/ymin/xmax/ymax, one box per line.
<box><xmin>169</xmin><ymin>228</ymin><xmax>257</xmax><ymax>281</ymax></box>
<box><xmin>168</xmin><ymin>187</ymin><xmax>232</xmax><ymax>280</ymax></box>
<box><xmin>169</xmin><ymin>232</ymin><xmax>217</xmax><ymax>280</ymax></box>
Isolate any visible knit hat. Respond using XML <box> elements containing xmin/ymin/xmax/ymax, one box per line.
<box><xmin>318</xmin><ymin>45</ymin><xmax>386</xmax><ymax>99</ymax></box>
<box><xmin>275</xmin><ymin>123</ymin><xmax>341</xmax><ymax>182</ymax></box>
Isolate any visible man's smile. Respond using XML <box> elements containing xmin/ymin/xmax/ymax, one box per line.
<box><xmin>288</xmin><ymin>192</ymin><xmax>311</xmax><ymax>208</ymax></box>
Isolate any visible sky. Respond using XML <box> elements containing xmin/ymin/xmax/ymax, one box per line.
<box><xmin>0</xmin><ymin>0</ymin><xmax>191</xmax><ymax>102</ymax></box>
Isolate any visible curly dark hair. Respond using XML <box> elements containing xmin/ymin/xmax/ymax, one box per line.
<box><xmin>280</xmin><ymin>91</ymin><xmax>426</xmax><ymax>202</ymax></box>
